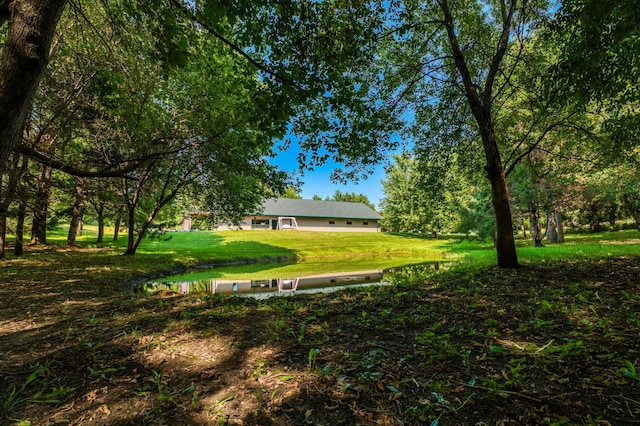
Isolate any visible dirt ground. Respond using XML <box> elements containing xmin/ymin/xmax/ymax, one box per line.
<box><xmin>1</xmin><ymin>248</ymin><xmax>639</xmax><ymax>425</ymax></box>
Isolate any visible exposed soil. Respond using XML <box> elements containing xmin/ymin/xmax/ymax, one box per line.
<box><xmin>1</xmin><ymin>248</ymin><xmax>639</xmax><ymax>425</ymax></box>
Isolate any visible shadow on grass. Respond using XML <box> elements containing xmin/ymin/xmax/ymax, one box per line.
<box><xmin>2</xmin><ymin>239</ymin><xmax>639</xmax><ymax>424</ymax></box>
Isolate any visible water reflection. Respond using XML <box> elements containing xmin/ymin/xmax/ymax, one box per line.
<box><xmin>139</xmin><ymin>262</ymin><xmax>444</xmax><ymax>298</ymax></box>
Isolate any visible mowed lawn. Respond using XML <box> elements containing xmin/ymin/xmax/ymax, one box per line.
<box><xmin>45</xmin><ymin>228</ymin><xmax>456</xmax><ymax>264</ymax></box>
<box><xmin>38</xmin><ymin>227</ymin><xmax>640</xmax><ymax>270</ymax></box>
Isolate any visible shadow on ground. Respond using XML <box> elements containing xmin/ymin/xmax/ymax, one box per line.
<box><xmin>1</xmin><ymin>247</ymin><xmax>639</xmax><ymax>425</ymax></box>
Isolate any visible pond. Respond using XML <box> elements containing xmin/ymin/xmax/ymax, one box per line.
<box><xmin>138</xmin><ymin>259</ymin><xmax>447</xmax><ymax>298</ymax></box>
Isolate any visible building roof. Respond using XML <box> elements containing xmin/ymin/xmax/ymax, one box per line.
<box><xmin>258</xmin><ymin>198</ymin><xmax>382</xmax><ymax>220</ymax></box>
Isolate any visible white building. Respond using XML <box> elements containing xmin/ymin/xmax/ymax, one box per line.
<box><xmin>183</xmin><ymin>198</ymin><xmax>383</xmax><ymax>232</ymax></box>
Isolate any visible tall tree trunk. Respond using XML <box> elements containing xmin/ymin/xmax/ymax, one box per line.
<box><xmin>483</xmin><ymin>130</ymin><xmax>519</xmax><ymax>267</ymax></box>
<box><xmin>528</xmin><ymin>198</ymin><xmax>543</xmax><ymax>247</ymax></box>
<box><xmin>621</xmin><ymin>194</ymin><xmax>640</xmax><ymax>231</ymax></box>
<box><xmin>0</xmin><ymin>154</ymin><xmax>27</xmax><ymax>258</ymax></box>
<box><xmin>113</xmin><ymin>216</ymin><xmax>121</xmax><ymax>241</ymax></box>
<box><xmin>546</xmin><ymin>210</ymin><xmax>558</xmax><ymax>243</ymax></box>
<box><xmin>67</xmin><ymin>178</ymin><xmax>86</xmax><ymax>247</ymax></box>
<box><xmin>124</xmin><ymin>203</ymin><xmax>136</xmax><ymax>255</ymax></box>
<box><xmin>555</xmin><ymin>210</ymin><xmax>565</xmax><ymax>243</ymax></box>
<box><xmin>0</xmin><ymin>211</ymin><xmax>6</xmax><ymax>259</ymax></box>
<box><xmin>0</xmin><ymin>163</ymin><xmax>10</xmax><ymax>259</ymax></box>
<box><xmin>14</xmin><ymin>197</ymin><xmax>26</xmax><ymax>256</ymax></box>
<box><xmin>607</xmin><ymin>202</ymin><xmax>617</xmax><ymax>227</ymax></box>
<box><xmin>96</xmin><ymin>206</ymin><xmax>104</xmax><ymax>243</ymax></box>
<box><xmin>31</xmin><ymin>164</ymin><xmax>52</xmax><ymax>244</ymax></box>
<box><xmin>14</xmin><ymin>156</ymin><xmax>28</xmax><ymax>255</ymax></box>
<box><xmin>0</xmin><ymin>0</ymin><xmax>67</xmax><ymax>184</ymax></box>
<box><xmin>441</xmin><ymin>0</ymin><xmax>519</xmax><ymax>268</ymax></box>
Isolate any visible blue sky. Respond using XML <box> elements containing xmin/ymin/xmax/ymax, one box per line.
<box><xmin>272</xmin><ymin>139</ymin><xmax>388</xmax><ymax>210</ymax></box>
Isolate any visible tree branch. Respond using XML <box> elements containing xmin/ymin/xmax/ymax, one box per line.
<box><xmin>13</xmin><ymin>144</ymin><xmax>139</xmax><ymax>178</ymax></box>
<box><xmin>484</xmin><ymin>0</ymin><xmax>517</xmax><ymax>105</ymax></box>
<box><xmin>440</xmin><ymin>0</ymin><xmax>481</xmax><ymax>108</ymax></box>
<box><xmin>504</xmin><ymin>124</ymin><xmax>557</xmax><ymax>177</ymax></box>
<box><xmin>377</xmin><ymin>19</ymin><xmax>445</xmax><ymax>41</ymax></box>
<box><xmin>169</xmin><ymin>0</ymin><xmax>304</xmax><ymax>91</ymax></box>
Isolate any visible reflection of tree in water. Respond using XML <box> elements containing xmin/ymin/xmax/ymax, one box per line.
<box><xmin>139</xmin><ymin>262</ymin><xmax>450</xmax><ymax>297</ymax></box>
<box><xmin>385</xmin><ymin>262</ymin><xmax>449</xmax><ymax>286</ymax></box>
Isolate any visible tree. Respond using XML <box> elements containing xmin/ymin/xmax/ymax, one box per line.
<box><xmin>326</xmin><ymin>190</ymin><xmax>375</xmax><ymax>210</ymax></box>
<box><xmin>0</xmin><ymin>153</ymin><xmax>27</xmax><ymax>258</ymax></box>
<box><xmin>290</xmin><ymin>1</ymin><xmax>564</xmax><ymax>268</ymax></box>
<box><xmin>551</xmin><ymin>0</ymin><xmax>640</xmax><ymax>185</ymax></box>
<box><xmin>381</xmin><ymin>153</ymin><xmax>468</xmax><ymax>237</ymax></box>
<box><xmin>380</xmin><ymin>155</ymin><xmax>428</xmax><ymax>234</ymax></box>
<box><xmin>1</xmin><ymin>0</ymin><xmax>303</xmax><ymax>255</ymax></box>
<box><xmin>553</xmin><ymin>0</ymin><xmax>640</xmax><ymax>105</ymax></box>
<box><xmin>2</xmin><ymin>0</ymin><xmax>379</xmax><ymax>256</ymax></box>
<box><xmin>281</xmin><ymin>187</ymin><xmax>303</xmax><ymax>199</ymax></box>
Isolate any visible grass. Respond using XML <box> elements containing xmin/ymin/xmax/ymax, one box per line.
<box><xmin>1</xmin><ymin>227</ymin><xmax>639</xmax><ymax>424</ymax></box>
<box><xmin>35</xmin><ymin>226</ymin><xmax>456</xmax><ymax>266</ymax></box>
<box><xmin>446</xmin><ymin>228</ymin><xmax>640</xmax><ymax>267</ymax></box>
<box><xmin>142</xmin><ymin>230</ymin><xmax>453</xmax><ymax>262</ymax></box>
<box><xmin>44</xmin><ymin>226</ymin><xmax>640</xmax><ymax>262</ymax></box>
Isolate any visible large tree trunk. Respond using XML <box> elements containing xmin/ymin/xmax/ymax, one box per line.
<box><xmin>441</xmin><ymin>0</ymin><xmax>519</xmax><ymax>268</ymax></box>
<box><xmin>621</xmin><ymin>194</ymin><xmax>640</xmax><ymax>231</ymax></box>
<box><xmin>124</xmin><ymin>203</ymin><xmax>136</xmax><ymax>255</ymax></box>
<box><xmin>14</xmin><ymin>197</ymin><xmax>26</xmax><ymax>256</ymax></box>
<box><xmin>546</xmin><ymin>210</ymin><xmax>558</xmax><ymax>243</ymax></box>
<box><xmin>0</xmin><ymin>212</ymin><xmax>6</xmax><ymax>259</ymax></box>
<box><xmin>31</xmin><ymin>164</ymin><xmax>52</xmax><ymax>244</ymax></box>
<box><xmin>555</xmin><ymin>210</ymin><xmax>565</xmax><ymax>243</ymax></box>
<box><xmin>66</xmin><ymin>178</ymin><xmax>85</xmax><ymax>246</ymax></box>
<box><xmin>0</xmin><ymin>1</ymin><xmax>65</xmax><ymax>255</ymax></box>
<box><xmin>482</xmin><ymin>128</ymin><xmax>519</xmax><ymax>268</ymax></box>
<box><xmin>0</xmin><ymin>0</ymin><xmax>67</xmax><ymax>183</ymax></box>
<box><xmin>96</xmin><ymin>205</ymin><xmax>104</xmax><ymax>243</ymax></box>
<box><xmin>528</xmin><ymin>198</ymin><xmax>543</xmax><ymax>247</ymax></box>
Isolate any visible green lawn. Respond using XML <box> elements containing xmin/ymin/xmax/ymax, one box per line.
<box><xmin>47</xmin><ymin>228</ymin><xmax>455</xmax><ymax>262</ymax></box>
<box><xmin>41</xmin><ymin>227</ymin><xmax>640</xmax><ymax>271</ymax></box>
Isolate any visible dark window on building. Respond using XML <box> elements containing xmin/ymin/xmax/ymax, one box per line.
<box><xmin>363</xmin><ymin>221</ymin><xmax>369</xmax><ymax>225</ymax></box>
<box><xmin>346</xmin><ymin>221</ymin><xmax>352</xmax><ymax>225</ymax></box>
<box><xmin>252</xmin><ymin>219</ymin><xmax>269</xmax><ymax>229</ymax></box>
<box><xmin>329</xmin><ymin>220</ymin><xmax>335</xmax><ymax>225</ymax></box>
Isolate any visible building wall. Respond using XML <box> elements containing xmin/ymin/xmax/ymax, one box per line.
<box><xmin>217</xmin><ymin>216</ymin><xmax>380</xmax><ymax>232</ymax></box>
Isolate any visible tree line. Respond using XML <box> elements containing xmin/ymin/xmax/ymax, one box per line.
<box><xmin>0</xmin><ymin>0</ymin><xmax>637</xmax><ymax>265</ymax></box>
